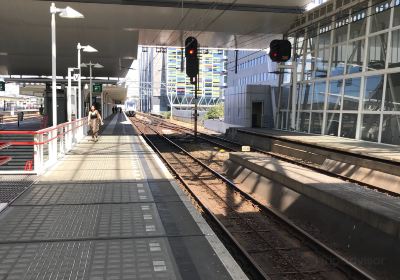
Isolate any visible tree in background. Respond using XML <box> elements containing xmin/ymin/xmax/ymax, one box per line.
<box><xmin>204</xmin><ymin>103</ymin><xmax>224</xmax><ymax>120</ymax></box>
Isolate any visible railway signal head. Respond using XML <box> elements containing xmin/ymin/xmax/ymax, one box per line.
<box><xmin>185</xmin><ymin>37</ymin><xmax>199</xmax><ymax>80</ymax></box>
<box><xmin>269</xmin><ymin>39</ymin><xmax>292</xmax><ymax>62</ymax></box>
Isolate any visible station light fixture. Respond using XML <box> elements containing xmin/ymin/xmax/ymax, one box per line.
<box><xmin>50</xmin><ymin>2</ymin><xmax>83</xmax><ymax>127</ymax></box>
<box><xmin>58</xmin><ymin>6</ymin><xmax>84</xmax><ymax>18</ymax></box>
<box><xmin>82</xmin><ymin>45</ymin><xmax>98</xmax><ymax>52</ymax></box>
<box><xmin>77</xmin><ymin>44</ymin><xmax>98</xmax><ymax>118</ymax></box>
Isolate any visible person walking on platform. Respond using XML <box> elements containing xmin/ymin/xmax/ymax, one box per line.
<box><xmin>87</xmin><ymin>105</ymin><xmax>103</xmax><ymax>142</ymax></box>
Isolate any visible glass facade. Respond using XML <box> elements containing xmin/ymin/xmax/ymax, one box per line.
<box><xmin>278</xmin><ymin>0</ymin><xmax>400</xmax><ymax>145</ymax></box>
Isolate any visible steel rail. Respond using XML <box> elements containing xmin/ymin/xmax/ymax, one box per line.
<box><xmin>144</xmin><ymin>114</ymin><xmax>400</xmax><ymax>197</ymax></box>
<box><xmin>130</xmin><ymin>118</ymin><xmax>269</xmax><ymax>280</ymax></box>
<box><xmin>133</xmin><ymin>115</ymin><xmax>377</xmax><ymax>280</ymax></box>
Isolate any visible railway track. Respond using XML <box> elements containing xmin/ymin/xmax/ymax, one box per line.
<box><xmin>130</xmin><ymin>115</ymin><xmax>375</xmax><ymax>280</ymax></box>
<box><xmin>139</xmin><ymin>113</ymin><xmax>400</xmax><ymax>198</ymax></box>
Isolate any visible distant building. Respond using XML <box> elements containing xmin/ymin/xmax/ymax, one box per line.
<box><xmin>138</xmin><ymin>46</ymin><xmax>168</xmax><ymax>113</ymax></box>
<box><xmin>166</xmin><ymin>47</ymin><xmax>227</xmax><ymax>110</ymax></box>
<box><xmin>224</xmin><ymin>50</ymin><xmax>279</xmax><ymax>128</ymax></box>
<box><xmin>138</xmin><ymin>46</ymin><xmax>227</xmax><ymax>118</ymax></box>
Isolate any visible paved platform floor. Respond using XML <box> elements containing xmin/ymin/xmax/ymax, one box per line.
<box><xmin>0</xmin><ymin>117</ymin><xmax>42</xmax><ymax>130</ymax></box>
<box><xmin>0</xmin><ymin>113</ymin><xmax>246</xmax><ymax>280</ymax></box>
<box><xmin>234</xmin><ymin>128</ymin><xmax>400</xmax><ymax>163</ymax></box>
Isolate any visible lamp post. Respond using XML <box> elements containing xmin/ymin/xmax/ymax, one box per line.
<box><xmin>77</xmin><ymin>44</ymin><xmax>98</xmax><ymax>118</ymax></box>
<box><xmin>81</xmin><ymin>62</ymin><xmax>104</xmax><ymax>108</ymax></box>
<box><xmin>67</xmin><ymin>67</ymin><xmax>78</xmax><ymax>122</ymax></box>
<box><xmin>50</xmin><ymin>2</ymin><xmax>83</xmax><ymax>126</ymax></box>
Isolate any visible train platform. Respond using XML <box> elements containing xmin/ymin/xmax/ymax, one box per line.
<box><xmin>224</xmin><ymin>151</ymin><xmax>400</xmax><ymax>277</ymax></box>
<box><xmin>0</xmin><ymin>113</ymin><xmax>246</xmax><ymax>280</ymax></box>
<box><xmin>226</xmin><ymin>127</ymin><xmax>400</xmax><ymax>164</ymax></box>
<box><xmin>226</xmin><ymin>152</ymin><xmax>400</xmax><ymax>237</ymax></box>
<box><xmin>226</xmin><ymin>127</ymin><xmax>400</xmax><ymax>195</ymax></box>
<box><xmin>0</xmin><ymin>116</ymin><xmax>42</xmax><ymax>130</ymax></box>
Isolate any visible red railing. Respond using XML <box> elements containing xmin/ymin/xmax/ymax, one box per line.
<box><xmin>0</xmin><ymin>118</ymin><xmax>86</xmax><ymax>145</ymax></box>
<box><xmin>0</xmin><ymin>118</ymin><xmax>87</xmax><ymax>173</ymax></box>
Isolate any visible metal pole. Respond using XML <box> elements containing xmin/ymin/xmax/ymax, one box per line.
<box><xmin>51</xmin><ymin>3</ymin><xmax>57</xmax><ymax>126</ymax></box>
<box><xmin>194</xmin><ymin>75</ymin><xmax>198</xmax><ymax>138</ymax></box>
<box><xmin>290</xmin><ymin>61</ymin><xmax>297</xmax><ymax>130</ymax></box>
<box><xmin>67</xmin><ymin>68</ymin><xmax>72</xmax><ymax>122</ymax></box>
<box><xmin>77</xmin><ymin>43</ymin><xmax>82</xmax><ymax>119</ymax></box>
<box><xmin>101</xmin><ymin>91</ymin><xmax>104</xmax><ymax>116</ymax></box>
<box><xmin>89</xmin><ymin>62</ymin><xmax>93</xmax><ymax>107</ymax></box>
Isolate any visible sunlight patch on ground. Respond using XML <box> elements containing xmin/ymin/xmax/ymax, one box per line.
<box><xmin>161</xmin><ymin>129</ymin><xmax>174</xmax><ymax>135</ymax></box>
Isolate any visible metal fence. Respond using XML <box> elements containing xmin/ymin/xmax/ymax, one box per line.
<box><xmin>0</xmin><ymin>118</ymin><xmax>87</xmax><ymax>174</ymax></box>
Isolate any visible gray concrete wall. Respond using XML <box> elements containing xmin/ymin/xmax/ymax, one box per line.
<box><xmin>171</xmin><ymin>108</ymin><xmax>206</xmax><ymax>124</ymax></box>
<box><xmin>224</xmin><ymin>84</ymin><xmax>276</xmax><ymax>128</ymax></box>
<box><xmin>203</xmin><ymin>119</ymin><xmax>243</xmax><ymax>133</ymax></box>
<box><xmin>224</xmin><ymin>155</ymin><xmax>400</xmax><ymax>279</ymax></box>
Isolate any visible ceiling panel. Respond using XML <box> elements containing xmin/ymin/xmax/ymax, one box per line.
<box><xmin>0</xmin><ymin>0</ymin><xmax>306</xmax><ymax>76</ymax></box>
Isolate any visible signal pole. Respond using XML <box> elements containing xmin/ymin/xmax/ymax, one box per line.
<box><xmin>194</xmin><ymin>75</ymin><xmax>198</xmax><ymax>138</ymax></box>
<box><xmin>185</xmin><ymin>36</ymin><xmax>200</xmax><ymax>138</ymax></box>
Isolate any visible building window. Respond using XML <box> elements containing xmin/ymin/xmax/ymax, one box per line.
<box><xmin>304</xmin><ymin>52</ymin><xmax>316</xmax><ymax>80</ymax></box>
<box><xmin>333</xmin><ymin>21</ymin><xmax>348</xmax><ymax>44</ymax></box>
<box><xmin>310</xmin><ymin>112</ymin><xmax>323</xmax><ymax>134</ymax></box>
<box><xmin>382</xmin><ymin>115</ymin><xmax>400</xmax><ymax>145</ymax></box>
<box><xmin>318</xmin><ymin>29</ymin><xmax>332</xmax><ymax>49</ymax></box>
<box><xmin>394</xmin><ymin>0</ymin><xmax>400</xmax><ymax>26</ymax></box>
<box><xmin>370</xmin><ymin>1</ymin><xmax>391</xmax><ymax>33</ymax></box>
<box><xmin>276</xmin><ymin>2</ymin><xmax>400</xmax><ymax>145</ymax></box>
<box><xmin>331</xmin><ymin>44</ymin><xmax>346</xmax><ymax>76</ymax></box>
<box><xmin>299</xmin><ymin>112</ymin><xmax>310</xmax><ymax>132</ymax></box>
<box><xmin>340</xmin><ymin>113</ymin><xmax>358</xmax><ymax>138</ymax></box>
<box><xmin>367</xmin><ymin>33</ymin><xmax>388</xmax><ymax>71</ymax></box>
<box><xmin>343</xmin><ymin>77</ymin><xmax>361</xmax><ymax>110</ymax></box>
<box><xmin>327</xmin><ymin>80</ymin><xmax>342</xmax><ymax>110</ymax></box>
<box><xmin>280</xmin><ymin>86</ymin><xmax>291</xmax><ymax>110</ymax></box>
<box><xmin>346</xmin><ymin>39</ymin><xmax>364</xmax><ymax>74</ymax></box>
<box><xmin>349</xmin><ymin>5</ymin><xmax>367</xmax><ymax>39</ymax></box>
<box><xmin>312</xmin><ymin>81</ymin><xmax>326</xmax><ymax>110</ymax></box>
<box><xmin>282</xmin><ymin>112</ymin><xmax>288</xmax><ymax>130</ymax></box>
<box><xmin>315</xmin><ymin>48</ymin><xmax>330</xmax><ymax>78</ymax></box>
<box><xmin>361</xmin><ymin>114</ymin><xmax>380</xmax><ymax>142</ymax></box>
<box><xmin>364</xmin><ymin>75</ymin><xmax>383</xmax><ymax>111</ymax></box>
<box><xmin>300</xmin><ymin>83</ymin><xmax>312</xmax><ymax>110</ymax></box>
<box><xmin>384</xmin><ymin>73</ymin><xmax>400</xmax><ymax>111</ymax></box>
<box><xmin>389</xmin><ymin>29</ymin><xmax>400</xmax><ymax>68</ymax></box>
<box><xmin>325</xmin><ymin>113</ymin><xmax>340</xmax><ymax>136</ymax></box>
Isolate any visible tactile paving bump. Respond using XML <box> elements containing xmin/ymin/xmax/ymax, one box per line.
<box><xmin>39</xmin><ymin>169</ymin><xmax>144</xmax><ymax>182</ymax></box>
<box><xmin>0</xmin><ymin>238</ymin><xmax>178</xmax><ymax>280</ymax></box>
<box><xmin>0</xmin><ymin>175</ymin><xmax>36</xmax><ymax>203</ymax></box>
<box><xmin>13</xmin><ymin>182</ymin><xmax>153</xmax><ymax>205</ymax></box>
<box><xmin>69</xmin><ymin>143</ymin><xmax>136</xmax><ymax>155</ymax></box>
<box><xmin>0</xmin><ymin>203</ymin><xmax>164</xmax><ymax>242</ymax></box>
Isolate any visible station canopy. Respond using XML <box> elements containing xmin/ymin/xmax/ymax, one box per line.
<box><xmin>0</xmin><ymin>0</ymin><xmax>308</xmax><ymax>77</ymax></box>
